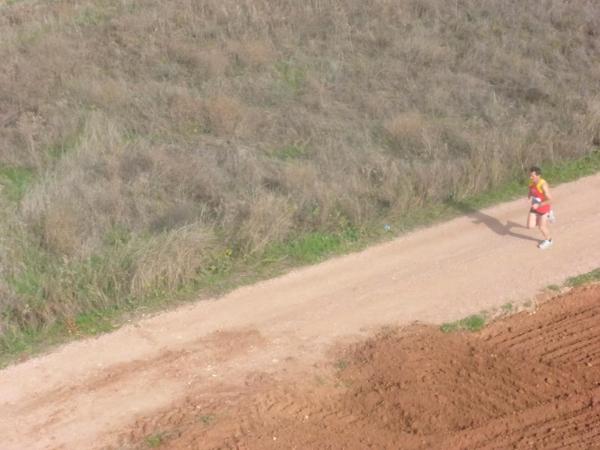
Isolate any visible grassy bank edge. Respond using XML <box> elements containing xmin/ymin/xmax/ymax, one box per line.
<box><xmin>2</xmin><ymin>149</ymin><xmax>600</xmax><ymax>367</ymax></box>
<box><xmin>440</xmin><ymin>267</ymin><xmax>600</xmax><ymax>333</ymax></box>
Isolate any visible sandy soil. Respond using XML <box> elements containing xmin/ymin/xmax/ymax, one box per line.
<box><xmin>0</xmin><ymin>173</ymin><xmax>599</xmax><ymax>450</ymax></box>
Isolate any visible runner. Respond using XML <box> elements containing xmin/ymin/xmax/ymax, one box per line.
<box><xmin>527</xmin><ymin>166</ymin><xmax>555</xmax><ymax>249</ymax></box>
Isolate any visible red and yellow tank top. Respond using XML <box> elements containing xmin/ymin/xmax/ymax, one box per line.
<box><xmin>529</xmin><ymin>178</ymin><xmax>551</xmax><ymax>214</ymax></box>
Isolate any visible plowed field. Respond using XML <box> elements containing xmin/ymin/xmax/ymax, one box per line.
<box><xmin>119</xmin><ymin>284</ymin><xmax>600</xmax><ymax>450</ymax></box>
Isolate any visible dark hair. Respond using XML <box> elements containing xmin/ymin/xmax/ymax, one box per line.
<box><xmin>529</xmin><ymin>166</ymin><xmax>542</xmax><ymax>175</ymax></box>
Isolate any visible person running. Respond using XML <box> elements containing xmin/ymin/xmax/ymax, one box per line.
<box><xmin>527</xmin><ymin>166</ymin><xmax>555</xmax><ymax>249</ymax></box>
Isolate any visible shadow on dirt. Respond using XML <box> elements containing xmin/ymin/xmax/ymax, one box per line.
<box><xmin>446</xmin><ymin>200</ymin><xmax>539</xmax><ymax>242</ymax></box>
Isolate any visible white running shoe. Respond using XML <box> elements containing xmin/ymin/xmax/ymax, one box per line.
<box><xmin>538</xmin><ymin>239</ymin><xmax>553</xmax><ymax>250</ymax></box>
<box><xmin>547</xmin><ymin>210</ymin><xmax>556</xmax><ymax>224</ymax></box>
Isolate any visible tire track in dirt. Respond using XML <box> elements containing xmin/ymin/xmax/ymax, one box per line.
<box><xmin>483</xmin><ymin>285</ymin><xmax>600</xmax><ymax>367</ymax></box>
<box><xmin>442</xmin><ymin>387</ymin><xmax>600</xmax><ymax>449</ymax></box>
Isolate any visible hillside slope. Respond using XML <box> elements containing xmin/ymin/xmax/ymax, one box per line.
<box><xmin>0</xmin><ymin>0</ymin><xmax>599</xmax><ymax>339</ymax></box>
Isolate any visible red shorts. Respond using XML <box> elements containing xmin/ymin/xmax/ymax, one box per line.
<box><xmin>530</xmin><ymin>208</ymin><xmax>550</xmax><ymax>216</ymax></box>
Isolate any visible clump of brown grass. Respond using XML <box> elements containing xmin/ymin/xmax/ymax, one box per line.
<box><xmin>21</xmin><ymin>112</ymin><xmax>127</xmax><ymax>257</ymax></box>
<box><xmin>130</xmin><ymin>225</ymin><xmax>218</xmax><ymax>297</ymax></box>
<box><xmin>204</xmin><ymin>95</ymin><xmax>245</xmax><ymax>136</ymax></box>
<box><xmin>197</xmin><ymin>48</ymin><xmax>230</xmax><ymax>79</ymax></box>
<box><xmin>384</xmin><ymin>112</ymin><xmax>433</xmax><ymax>159</ymax></box>
<box><xmin>235</xmin><ymin>192</ymin><xmax>296</xmax><ymax>255</ymax></box>
<box><xmin>39</xmin><ymin>202</ymin><xmax>84</xmax><ymax>257</ymax></box>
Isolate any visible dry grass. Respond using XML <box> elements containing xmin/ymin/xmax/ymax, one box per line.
<box><xmin>130</xmin><ymin>225</ymin><xmax>218</xmax><ymax>297</ymax></box>
<box><xmin>1</xmin><ymin>0</ymin><xmax>599</xmax><ymax>335</ymax></box>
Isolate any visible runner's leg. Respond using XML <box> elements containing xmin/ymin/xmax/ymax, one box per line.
<box><xmin>527</xmin><ymin>212</ymin><xmax>537</xmax><ymax>229</ymax></box>
<box><xmin>538</xmin><ymin>214</ymin><xmax>551</xmax><ymax>240</ymax></box>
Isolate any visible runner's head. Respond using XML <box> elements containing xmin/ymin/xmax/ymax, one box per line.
<box><xmin>529</xmin><ymin>166</ymin><xmax>542</xmax><ymax>183</ymax></box>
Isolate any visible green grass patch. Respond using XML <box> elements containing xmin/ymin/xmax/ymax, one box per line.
<box><xmin>565</xmin><ymin>268</ymin><xmax>600</xmax><ymax>287</ymax></box>
<box><xmin>441</xmin><ymin>314</ymin><xmax>486</xmax><ymax>333</ymax></box>
<box><xmin>145</xmin><ymin>432</ymin><xmax>167</xmax><ymax>448</ymax></box>
<box><xmin>274</xmin><ymin>60</ymin><xmax>306</xmax><ymax>95</ymax></box>
<box><xmin>437</xmin><ymin>266</ymin><xmax>600</xmax><ymax>338</ymax></box>
<box><xmin>263</xmin><ymin>227</ymin><xmax>362</xmax><ymax>266</ymax></box>
<box><xmin>9</xmin><ymin>266</ymin><xmax>45</xmax><ymax>301</ymax></box>
<box><xmin>74</xmin><ymin>310</ymin><xmax>116</xmax><ymax>335</ymax></box>
<box><xmin>0</xmin><ymin>299</ymin><xmax>125</xmax><ymax>365</ymax></box>
<box><xmin>272</xmin><ymin>144</ymin><xmax>308</xmax><ymax>161</ymax></box>
<box><xmin>0</xmin><ymin>227</ymin><xmax>366</xmax><ymax>366</ymax></box>
<box><xmin>0</xmin><ymin>166</ymin><xmax>34</xmax><ymax>203</ymax></box>
<box><xmin>0</xmin><ymin>320</ymin><xmax>70</xmax><ymax>366</ymax></box>
<box><xmin>542</xmin><ymin>149</ymin><xmax>600</xmax><ymax>184</ymax></box>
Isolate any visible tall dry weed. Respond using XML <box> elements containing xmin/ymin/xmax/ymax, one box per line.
<box><xmin>130</xmin><ymin>225</ymin><xmax>218</xmax><ymax>297</ymax></box>
<box><xmin>235</xmin><ymin>192</ymin><xmax>296</xmax><ymax>254</ymax></box>
<box><xmin>21</xmin><ymin>112</ymin><xmax>130</xmax><ymax>257</ymax></box>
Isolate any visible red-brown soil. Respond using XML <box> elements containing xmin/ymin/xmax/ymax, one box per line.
<box><xmin>118</xmin><ymin>284</ymin><xmax>600</xmax><ymax>450</ymax></box>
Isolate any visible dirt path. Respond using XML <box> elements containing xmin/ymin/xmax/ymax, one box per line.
<box><xmin>1</xmin><ymin>174</ymin><xmax>599</xmax><ymax>450</ymax></box>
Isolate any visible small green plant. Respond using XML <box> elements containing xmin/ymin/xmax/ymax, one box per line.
<box><xmin>199</xmin><ymin>414</ymin><xmax>216</xmax><ymax>425</ymax></box>
<box><xmin>546</xmin><ymin>284</ymin><xmax>561</xmax><ymax>292</ymax></box>
<box><xmin>334</xmin><ymin>359</ymin><xmax>349</xmax><ymax>370</ymax></box>
<box><xmin>145</xmin><ymin>432</ymin><xmax>166</xmax><ymax>448</ymax></box>
<box><xmin>501</xmin><ymin>302</ymin><xmax>513</xmax><ymax>312</ymax></box>
<box><xmin>441</xmin><ymin>314</ymin><xmax>486</xmax><ymax>333</ymax></box>
<box><xmin>203</xmin><ymin>248</ymin><xmax>234</xmax><ymax>276</ymax></box>
<box><xmin>463</xmin><ymin>314</ymin><xmax>486</xmax><ymax>331</ymax></box>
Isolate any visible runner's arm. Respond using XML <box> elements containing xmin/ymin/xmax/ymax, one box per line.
<box><xmin>541</xmin><ymin>182</ymin><xmax>552</xmax><ymax>206</ymax></box>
